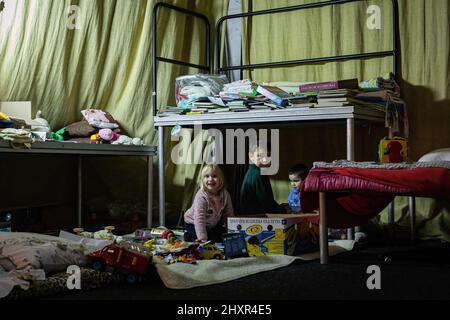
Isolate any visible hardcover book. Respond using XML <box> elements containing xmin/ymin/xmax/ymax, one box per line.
<box><xmin>256</xmin><ymin>85</ymin><xmax>292</xmax><ymax>107</ymax></box>
<box><xmin>299</xmin><ymin>79</ymin><xmax>359</xmax><ymax>93</ymax></box>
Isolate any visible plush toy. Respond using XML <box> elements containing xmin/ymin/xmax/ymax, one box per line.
<box><xmin>132</xmin><ymin>137</ymin><xmax>144</xmax><ymax>146</ymax></box>
<box><xmin>98</xmin><ymin>128</ymin><xmax>120</xmax><ymax>142</ymax></box>
<box><xmin>112</xmin><ymin>135</ymin><xmax>133</xmax><ymax>145</ymax></box>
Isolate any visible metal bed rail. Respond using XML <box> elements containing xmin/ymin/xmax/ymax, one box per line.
<box><xmin>215</xmin><ymin>0</ymin><xmax>399</xmax><ymax>80</ymax></box>
<box><xmin>152</xmin><ymin>2</ymin><xmax>212</xmax><ymax>116</ymax></box>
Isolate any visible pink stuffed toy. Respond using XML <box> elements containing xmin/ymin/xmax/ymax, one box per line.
<box><xmin>98</xmin><ymin>129</ymin><xmax>120</xmax><ymax>142</ymax></box>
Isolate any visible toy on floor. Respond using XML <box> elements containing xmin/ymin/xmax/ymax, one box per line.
<box><xmin>72</xmin><ymin>226</ymin><xmax>116</xmax><ymax>240</ymax></box>
<box><xmin>198</xmin><ymin>243</ymin><xmax>224</xmax><ymax>260</ymax></box>
<box><xmin>161</xmin><ymin>229</ymin><xmax>176</xmax><ymax>244</ymax></box>
<box><xmin>157</xmin><ymin>242</ymin><xmax>200</xmax><ymax>264</ymax></box>
<box><xmin>88</xmin><ymin>244</ymin><xmax>152</xmax><ymax>284</ymax></box>
<box><xmin>223</xmin><ymin>233</ymin><xmax>248</xmax><ymax>259</ymax></box>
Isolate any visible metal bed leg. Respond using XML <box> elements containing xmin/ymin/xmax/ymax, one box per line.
<box><xmin>346</xmin><ymin>118</ymin><xmax>355</xmax><ymax>240</ymax></box>
<box><xmin>388</xmin><ymin>201</ymin><xmax>395</xmax><ymax>225</ymax></box>
<box><xmin>158</xmin><ymin>126</ymin><xmax>166</xmax><ymax>227</ymax></box>
<box><xmin>408</xmin><ymin>196</ymin><xmax>416</xmax><ymax>241</ymax></box>
<box><xmin>319</xmin><ymin>192</ymin><xmax>329</xmax><ymax>264</ymax></box>
<box><xmin>147</xmin><ymin>155</ymin><xmax>154</xmax><ymax>228</ymax></box>
<box><xmin>77</xmin><ymin>155</ymin><xmax>82</xmax><ymax>228</ymax></box>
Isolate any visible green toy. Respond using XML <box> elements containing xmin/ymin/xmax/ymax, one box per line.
<box><xmin>50</xmin><ymin>128</ymin><xmax>67</xmax><ymax>141</ymax></box>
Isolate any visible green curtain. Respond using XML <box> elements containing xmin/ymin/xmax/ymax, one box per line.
<box><xmin>0</xmin><ymin>0</ymin><xmax>229</xmax><ymax>225</ymax></box>
<box><xmin>2</xmin><ymin>0</ymin><xmax>449</xmax><ymax>236</ymax></box>
<box><xmin>242</xmin><ymin>0</ymin><xmax>450</xmax><ymax>240</ymax></box>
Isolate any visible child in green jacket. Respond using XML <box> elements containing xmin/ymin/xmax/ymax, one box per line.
<box><xmin>240</xmin><ymin>141</ymin><xmax>288</xmax><ymax>215</ymax></box>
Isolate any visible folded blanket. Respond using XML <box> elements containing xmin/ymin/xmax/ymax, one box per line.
<box><xmin>154</xmin><ymin>241</ymin><xmax>354</xmax><ymax>290</ymax></box>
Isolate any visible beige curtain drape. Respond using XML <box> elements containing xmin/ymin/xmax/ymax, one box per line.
<box><xmin>1</xmin><ymin>0</ymin><xmax>449</xmax><ymax>236</ymax></box>
<box><xmin>0</xmin><ymin>0</ymin><xmax>228</xmax><ymax>225</ymax></box>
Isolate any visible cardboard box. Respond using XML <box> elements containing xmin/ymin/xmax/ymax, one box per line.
<box><xmin>227</xmin><ymin>214</ymin><xmax>317</xmax><ymax>256</ymax></box>
<box><xmin>0</xmin><ymin>101</ymin><xmax>32</xmax><ymax>123</ymax></box>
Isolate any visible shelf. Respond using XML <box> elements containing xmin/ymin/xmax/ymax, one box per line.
<box><xmin>154</xmin><ymin>106</ymin><xmax>385</xmax><ymax>127</ymax></box>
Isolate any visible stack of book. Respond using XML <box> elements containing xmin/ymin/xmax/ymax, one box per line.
<box><xmin>286</xmin><ymin>95</ymin><xmax>316</xmax><ymax>108</ymax></box>
<box><xmin>227</xmin><ymin>100</ymin><xmax>249</xmax><ymax>112</ymax></box>
<box><xmin>314</xmin><ymin>89</ymin><xmax>363</xmax><ymax>108</ymax></box>
<box><xmin>157</xmin><ymin>107</ymin><xmax>187</xmax><ymax>116</ymax></box>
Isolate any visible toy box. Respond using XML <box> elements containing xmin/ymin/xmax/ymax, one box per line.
<box><xmin>227</xmin><ymin>214</ymin><xmax>317</xmax><ymax>256</ymax></box>
<box><xmin>223</xmin><ymin>233</ymin><xmax>248</xmax><ymax>258</ymax></box>
<box><xmin>378</xmin><ymin>136</ymin><xmax>408</xmax><ymax>163</ymax></box>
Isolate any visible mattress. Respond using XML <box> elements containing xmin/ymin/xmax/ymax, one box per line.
<box><xmin>300</xmin><ymin>161</ymin><xmax>450</xmax><ymax>228</ymax></box>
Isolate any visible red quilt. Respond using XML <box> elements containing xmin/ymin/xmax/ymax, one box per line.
<box><xmin>301</xmin><ymin>167</ymin><xmax>450</xmax><ymax>228</ymax></box>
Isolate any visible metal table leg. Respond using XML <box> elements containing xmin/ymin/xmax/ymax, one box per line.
<box><xmin>158</xmin><ymin>126</ymin><xmax>165</xmax><ymax>227</ymax></box>
<box><xmin>319</xmin><ymin>192</ymin><xmax>329</xmax><ymax>264</ymax></box>
<box><xmin>147</xmin><ymin>155</ymin><xmax>154</xmax><ymax>228</ymax></box>
<box><xmin>408</xmin><ymin>196</ymin><xmax>416</xmax><ymax>241</ymax></box>
<box><xmin>346</xmin><ymin>118</ymin><xmax>355</xmax><ymax>240</ymax></box>
<box><xmin>77</xmin><ymin>155</ymin><xmax>82</xmax><ymax>228</ymax></box>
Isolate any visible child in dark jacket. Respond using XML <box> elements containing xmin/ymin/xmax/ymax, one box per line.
<box><xmin>240</xmin><ymin>141</ymin><xmax>287</xmax><ymax>215</ymax></box>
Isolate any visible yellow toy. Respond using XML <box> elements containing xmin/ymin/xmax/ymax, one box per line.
<box><xmin>379</xmin><ymin>136</ymin><xmax>408</xmax><ymax>163</ymax></box>
<box><xmin>198</xmin><ymin>244</ymin><xmax>224</xmax><ymax>260</ymax></box>
<box><xmin>90</xmin><ymin>134</ymin><xmax>102</xmax><ymax>144</ymax></box>
<box><xmin>143</xmin><ymin>239</ymin><xmax>156</xmax><ymax>251</ymax></box>
<box><xmin>0</xmin><ymin>112</ymin><xmax>11</xmax><ymax>121</ymax></box>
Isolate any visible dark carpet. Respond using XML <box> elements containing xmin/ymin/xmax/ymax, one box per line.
<box><xmin>43</xmin><ymin>239</ymin><xmax>450</xmax><ymax>300</ymax></box>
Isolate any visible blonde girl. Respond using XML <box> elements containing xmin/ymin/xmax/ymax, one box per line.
<box><xmin>184</xmin><ymin>165</ymin><xmax>234</xmax><ymax>242</ymax></box>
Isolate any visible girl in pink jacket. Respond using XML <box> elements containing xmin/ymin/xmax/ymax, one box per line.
<box><xmin>184</xmin><ymin>165</ymin><xmax>234</xmax><ymax>242</ymax></box>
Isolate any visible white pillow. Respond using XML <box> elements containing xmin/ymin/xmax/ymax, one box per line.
<box><xmin>418</xmin><ymin>148</ymin><xmax>450</xmax><ymax>162</ymax></box>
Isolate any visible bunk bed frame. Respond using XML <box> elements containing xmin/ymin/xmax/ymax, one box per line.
<box><xmin>151</xmin><ymin>0</ymin><xmax>400</xmax><ymax>233</ymax></box>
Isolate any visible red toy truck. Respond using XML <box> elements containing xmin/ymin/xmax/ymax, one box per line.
<box><xmin>88</xmin><ymin>244</ymin><xmax>152</xmax><ymax>284</ymax></box>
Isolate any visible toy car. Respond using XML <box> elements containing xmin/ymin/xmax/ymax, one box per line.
<box><xmin>198</xmin><ymin>244</ymin><xmax>224</xmax><ymax>260</ymax></box>
<box><xmin>88</xmin><ymin>244</ymin><xmax>152</xmax><ymax>284</ymax></box>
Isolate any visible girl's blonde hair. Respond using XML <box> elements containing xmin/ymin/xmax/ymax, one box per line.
<box><xmin>200</xmin><ymin>164</ymin><xmax>225</xmax><ymax>192</ymax></box>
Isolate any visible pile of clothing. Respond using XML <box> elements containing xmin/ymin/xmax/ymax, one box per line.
<box><xmin>50</xmin><ymin>109</ymin><xmax>144</xmax><ymax>146</ymax></box>
<box><xmin>0</xmin><ymin>111</ymin><xmax>51</xmax><ymax>146</ymax></box>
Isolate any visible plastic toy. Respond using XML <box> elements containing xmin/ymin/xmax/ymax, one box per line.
<box><xmin>379</xmin><ymin>136</ymin><xmax>408</xmax><ymax>163</ymax></box>
<box><xmin>198</xmin><ymin>243</ymin><xmax>224</xmax><ymax>260</ymax></box>
<box><xmin>134</xmin><ymin>229</ymin><xmax>153</xmax><ymax>240</ymax></box>
<box><xmin>161</xmin><ymin>229</ymin><xmax>176</xmax><ymax>244</ymax></box>
<box><xmin>88</xmin><ymin>244</ymin><xmax>152</xmax><ymax>284</ymax></box>
<box><xmin>223</xmin><ymin>233</ymin><xmax>248</xmax><ymax>259</ymax></box>
<box><xmin>90</xmin><ymin>134</ymin><xmax>102</xmax><ymax>144</ymax></box>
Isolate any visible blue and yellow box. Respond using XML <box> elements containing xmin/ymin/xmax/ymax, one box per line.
<box><xmin>227</xmin><ymin>214</ymin><xmax>314</xmax><ymax>256</ymax></box>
